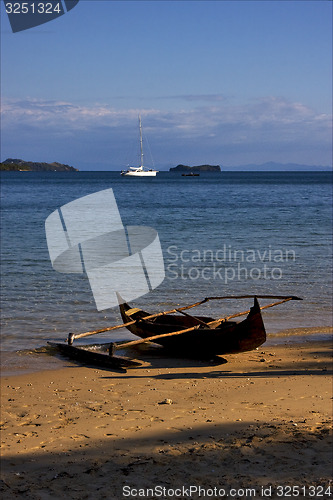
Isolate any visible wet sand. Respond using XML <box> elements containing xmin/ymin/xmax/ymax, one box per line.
<box><xmin>1</xmin><ymin>340</ymin><xmax>332</xmax><ymax>499</ymax></box>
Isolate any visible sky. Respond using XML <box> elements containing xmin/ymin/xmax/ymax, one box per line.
<box><xmin>1</xmin><ymin>0</ymin><xmax>332</xmax><ymax>170</ymax></box>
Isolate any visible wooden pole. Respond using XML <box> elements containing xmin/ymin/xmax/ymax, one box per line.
<box><xmin>205</xmin><ymin>295</ymin><xmax>302</xmax><ymax>301</ymax></box>
<box><xmin>175</xmin><ymin>309</ymin><xmax>213</xmax><ymax>328</ymax></box>
<box><xmin>220</xmin><ymin>297</ymin><xmax>295</xmax><ymax>322</ymax></box>
<box><xmin>71</xmin><ymin>298</ymin><xmax>208</xmax><ymax>342</ymax></box>
<box><xmin>112</xmin><ymin>324</ymin><xmax>201</xmax><ymax>351</ymax></box>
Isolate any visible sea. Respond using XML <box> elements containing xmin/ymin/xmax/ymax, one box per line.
<box><xmin>1</xmin><ymin>171</ymin><xmax>332</xmax><ymax>373</ymax></box>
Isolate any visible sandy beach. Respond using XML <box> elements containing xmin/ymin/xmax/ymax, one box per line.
<box><xmin>1</xmin><ymin>340</ymin><xmax>332</xmax><ymax>500</ymax></box>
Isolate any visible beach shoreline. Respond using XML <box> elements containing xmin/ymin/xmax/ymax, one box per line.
<box><xmin>1</xmin><ymin>339</ymin><xmax>332</xmax><ymax>499</ymax></box>
<box><xmin>1</xmin><ymin>325</ymin><xmax>332</xmax><ymax>378</ymax></box>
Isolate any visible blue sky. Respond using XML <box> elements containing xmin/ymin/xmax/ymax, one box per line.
<box><xmin>1</xmin><ymin>0</ymin><xmax>332</xmax><ymax>170</ymax></box>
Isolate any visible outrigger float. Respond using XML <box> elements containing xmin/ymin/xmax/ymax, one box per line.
<box><xmin>49</xmin><ymin>295</ymin><xmax>302</xmax><ymax>371</ymax></box>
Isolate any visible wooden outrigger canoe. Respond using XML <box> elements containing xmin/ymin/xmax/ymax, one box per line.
<box><xmin>50</xmin><ymin>295</ymin><xmax>302</xmax><ymax>368</ymax></box>
<box><xmin>118</xmin><ymin>297</ymin><xmax>266</xmax><ymax>357</ymax></box>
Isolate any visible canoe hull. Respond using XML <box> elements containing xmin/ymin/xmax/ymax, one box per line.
<box><xmin>119</xmin><ymin>298</ymin><xmax>266</xmax><ymax>356</ymax></box>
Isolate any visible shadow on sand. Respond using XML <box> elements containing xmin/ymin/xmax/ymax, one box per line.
<box><xmin>1</xmin><ymin>421</ymin><xmax>331</xmax><ymax>500</ymax></box>
<box><xmin>45</xmin><ymin>341</ymin><xmax>332</xmax><ymax>381</ymax></box>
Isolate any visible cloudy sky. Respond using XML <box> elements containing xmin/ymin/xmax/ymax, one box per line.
<box><xmin>1</xmin><ymin>1</ymin><xmax>332</xmax><ymax>170</ymax></box>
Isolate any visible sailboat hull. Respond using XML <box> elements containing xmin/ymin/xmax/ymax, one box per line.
<box><xmin>123</xmin><ymin>170</ymin><xmax>157</xmax><ymax>177</ymax></box>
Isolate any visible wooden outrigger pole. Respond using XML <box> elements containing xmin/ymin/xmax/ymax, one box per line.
<box><xmin>67</xmin><ymin>297</ymin><xmax>207</xmax><ymax>344</ymax></box>
<box><xmin>67</xmin><ymin>295</ymin><xmax>302</xmax><ymax>345</ymax></box>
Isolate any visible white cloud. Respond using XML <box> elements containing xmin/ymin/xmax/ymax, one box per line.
<box><xmin>1</xmin><ymin>96</ymin><xmax>331</xmax><ymax>167</ymax></box>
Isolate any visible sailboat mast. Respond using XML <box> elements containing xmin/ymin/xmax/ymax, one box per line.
<box><xmin>139</xmin><ymin>115</ymin><xmax>144</xmax><ymax>168</ymax></box>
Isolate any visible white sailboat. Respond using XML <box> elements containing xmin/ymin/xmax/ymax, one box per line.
<box><xmin>121</xmin><ymin>116</ymin><xmax>158</xmax><ymax>177</ymax></box>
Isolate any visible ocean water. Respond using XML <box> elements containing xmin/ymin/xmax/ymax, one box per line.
<box><xmin>1</xmin><ymin>171</ymin><xmax>332</xmax><ymax>358</ymax></box>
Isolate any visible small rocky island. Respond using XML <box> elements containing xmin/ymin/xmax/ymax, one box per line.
<box><xmin>0</xmin><ymin>158</ymin><xmax>78</xmax><ymax>172</ymax></box>
<box><xmin>170</xmin><ymin>164</ymin><xmax>221</xmax><ymax>173</ymax></box>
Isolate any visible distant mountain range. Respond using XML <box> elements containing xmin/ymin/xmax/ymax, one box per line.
<box><xmin>1</xmin><ymin>158</ymin><xmax>331</xmax><ymax>172</ymax></box>
<box><xmin>0</xmin><ymin>158</ymin><xmax>78</xmax><ymax>172</ymax></box>
<box><xmin>222</xmin><ymin>162</ymin><xmax>332</xmax><ymax>172</ymax></box>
